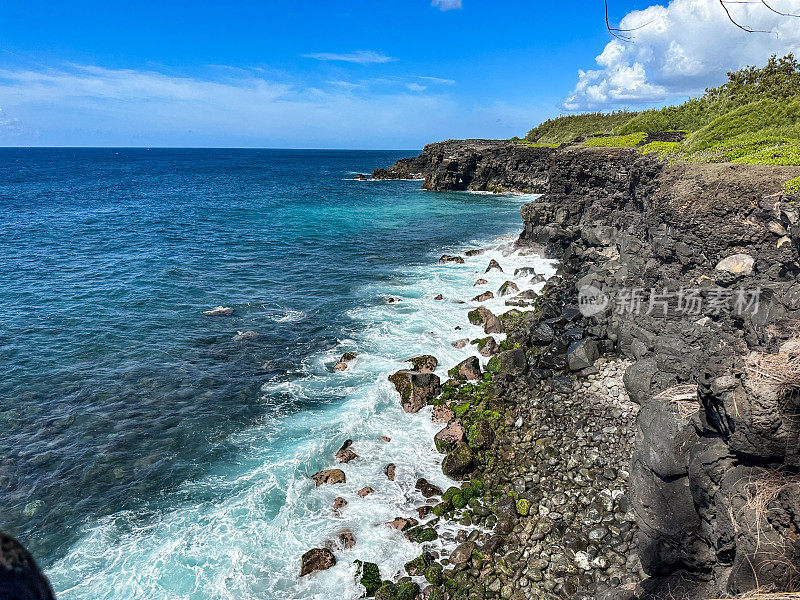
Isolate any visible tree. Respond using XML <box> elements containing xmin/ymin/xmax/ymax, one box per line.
<box><xmin>604</xmin><ymin>0</ymin><xmax>800</xmax><ymax>41</ymax></box>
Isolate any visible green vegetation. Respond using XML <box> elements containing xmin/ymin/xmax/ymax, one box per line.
<box><xmin>522</xmin><ymin>54</ymin><xmax>800</xmax><ymax>168</ymax></box>
<box><xmin>525</xmin><ymin>111</ymin><xmax>636</xmax><ymax>144</ymax></box>
<box><xmin>583</xmin><ymin>132</ymin><xmax>647</xmax><ymax>148</ymax></box>
<box><xmin>783</xmin><ymin>175</ymin><xmax>800</xmax><ymax>194</ymax></box>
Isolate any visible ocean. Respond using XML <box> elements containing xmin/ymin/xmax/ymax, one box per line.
<box><xmin>0</xmin><ymin>148</ymin><xmax>554</xmax><ymax>599</ymax></box>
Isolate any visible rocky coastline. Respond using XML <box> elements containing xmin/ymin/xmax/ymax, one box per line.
<box><xmin>305</xmin><ymin>140</ymin><xmax>800</xmax><ymax>600</ymax></box>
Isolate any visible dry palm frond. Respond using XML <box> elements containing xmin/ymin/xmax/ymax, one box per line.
<box><xmin>655</xmin><ymin>384</ymin><xmax>701</xmax><ymax>418</ymax></box>
<box><xmin>744</xmin><ymin>349</ymin><xmax>800</xmax><ymax>399</ymax></box>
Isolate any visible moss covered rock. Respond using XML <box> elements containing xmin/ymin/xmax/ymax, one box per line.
<box><xmin>442</xmin><ymin>442</ymin><xmax>475</xmax><ymax>478</ymax></box>
<box><xmin>354</xmin><ymin>561</ymin><xmax>382</xmax><ymax>597</ymax></box>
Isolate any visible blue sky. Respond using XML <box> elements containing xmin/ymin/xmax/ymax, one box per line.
<box><xmin>1</xmin><ymin>0</ymin><xmax>799</xmax><ymax>148</ymax></box>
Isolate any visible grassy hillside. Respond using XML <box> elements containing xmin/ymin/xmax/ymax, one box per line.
<box><xmin>522</xmin><ymin>54</ymin><xmax>800</xmax><ymax>175</ymax></box>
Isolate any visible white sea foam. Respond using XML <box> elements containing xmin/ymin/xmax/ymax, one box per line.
<box><xmin>47</xmin><ymin>224</ymin><xmax>557</xmax><ymax>600</ymax></box>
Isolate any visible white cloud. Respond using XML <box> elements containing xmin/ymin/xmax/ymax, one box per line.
<box><xmin>564</xmin><ymin>0</ymin><xmax>800</xmax><ymax>110</ymax></box>
<box><xmin>302</xmin><ymin>50</ymin><xmax>396</xmax><ymax>64</ymax></box>
<box><xmin>432</xmin><ymin>0</ymin><xmax>462</xmax><ymax>11</ymax></box>
<box><xmin>417</xmin><ymin>76</ymin><xmax>456</xmax><ymax>85</ymax></box>
<box><xmin>406</xmin><ymin>83</ymin><xmax>427</xmax><ymax>92</ymax></box>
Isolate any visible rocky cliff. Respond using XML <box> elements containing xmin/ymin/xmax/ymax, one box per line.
<box><xmin>380</xmin><ymin>142</ymin><xmax>800</xmax><ymax>599</ymax></box>
<box><xmin>372</xmin><ymin>139</ymin><xmax>553</xmax><ymax>193</ymax></box>
<box><xmin>521</xmin><ymin>148</ymin><xmax>800</xmax><ymax>598</ymax></box>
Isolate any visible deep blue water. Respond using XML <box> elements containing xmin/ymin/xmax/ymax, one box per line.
<box><xmin>0</xmin><ymin>149</ymin><xmax>540</xmax><ymax>598</ymax></box>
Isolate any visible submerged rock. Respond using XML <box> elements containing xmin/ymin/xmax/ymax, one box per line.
<box><xmin>388</xmin><ymin>370</ymin><xmax>441</xmax><ymax>413</ymax></box>
<box><xmin>497</xmin><ymin>281</ymin><xmax>520</xmax><ymax>297</ymax></box>
<box><xmin>451</xmin><ymin>338</ymin><xmax>469</xmax><ymax>349</ymax></box>
<box><xmin>311</xmin><ymin>469</ymin><xmax>346</xmax><ymax>486</ymax></box>
<box><xmin>485</xmin><ymin>259</ymin><xmax>503</xmax><ymax>273</ymax></box>
<box><xmin>415</xmin><ymin>478</ymin><xmax>443</xmax><ymax>498</ymax></box>
<box><xmin>327</xmin><ymin>528</ymin><xmax>355</xmax><ymax>550</ymax></box>
<box><xmin>386</xmin><ymin>517</ymin><xmax>418</xmax><ymax>531</ymax></box>
<box><xmin>357</xmin><ymin>486</ymin><xmax>374</xmax><ymax>497</ymax></box>
<box><xmin>333</xmin><ymin>497</ymin><xmax>348</xmax><ymax>512</ymax></box>
<box><xmin>203</xmin><ymin>306</ymin><xmax>234</xmax><ymax>316</ymax></box>
<box><xmin>474</xmin><ymin>278</ymin><xmax>488</xmax><ymax>286</ymax></box>
<box><xmin>333</xmin><ymin>352</ymin><xmax>357</xmax><ymax>372</ymax></box>
<box><xmin>335</xmin><ymin>439</ymin><xmax>358</xmax><ymax>463</ymax></box>
<box><xmin>472</xmin><ymin>291</ymin><xmax>494</xmax><ymax>302</ymax></box>
<box><xmin>432</xmin><ymin>405</ymin><xmax>455</xmax><ymax>423</ymax></box>
<box><xmin>472</xmin><ymin>336</ymin><xmax>499</xmax><ymax>356</ymax></box>
<box><xmin>467</xmin><ymin>306</ymin><xmax>502</xmax><ymax>334</ymax></box>
<box><xmin>384</xmin><ymin>463</ymin><xmax>396</xmax><ymax>481</ymax></box>
<box><xmin>439</xmin><ymin>254</ymin><xmax>465</xmax><ymax>264</ymax></box>
<box><xmin>406</xmin><ymin>355</ymin><xmax>438</xmax><ymax>373</ymax></box>
<box><xmin>232</xmin><ymin>330</ymin><xmax>258</xmax><ymax>341</ymax></box>
<box><xmin>299</xmin><ymin>548</ymin><xmax>336</xmax><ymax>576</ymax></box>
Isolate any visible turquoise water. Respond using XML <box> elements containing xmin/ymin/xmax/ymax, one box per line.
<box><xmin>0</xmin><ymin>149</ymin><xmax>551</xmax><ymax>599</ymax></box>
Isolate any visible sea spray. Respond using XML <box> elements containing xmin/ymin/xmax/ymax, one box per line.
<box><xmin>48</xmin><ymin>232</ymin><xmax>555</xmax><ymax>600</ymax></box>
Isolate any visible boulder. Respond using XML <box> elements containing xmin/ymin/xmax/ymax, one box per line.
<box><xmin>384</xmin><ymin>463</ymin><xmax>396</xmax><ymax>481</ymax></box>
<box><xmin>329</xmin><ymin>528</ymin><xmax>355</xmax><ymax>550</ymax></box>
<box><xmin>442</xmin><ymin>442</ymin><xmax>474</xmax><ymax>478</ymax></box>
<box><xmin>448</xmin><ymin>356</ymin><xmax>482</xmax><ymax>381</ymax></box>
<box><xmin>333</xmin><ymin>352</ymin><xmax>357</xmax><ymax>372</ymax></box>
<box><xmin>388</xmin><ymin>370</ymin><xmax>441</xmax><ymax>413</ymax></box>
<box><xmin>472</xmin><ymin>336</ymin><xmax>499</xmax><ymax>356</ymax></box>
<box><xmin>514</xmin><ymin>267</ymin><xmax>538</xmax><ymax>276</ymax></box>
<box><xmin>203</xmin><ymin>306</ymin><xmax>233</xmax><ymax>316</ymax></box>
<box><xmin>465</xmin><ymin>248</ymin><xmax>485</xmax><ymax>256</ymax></box>
<box><xmin>473</xmin><ymin>278</ymin><xmax>488</xmax><ymax>286</ymax></box>
<box><xmin>485</xmin><ymin>259</ymin><xmax>503</xmax><ymax>273</ymax></box>
<box><xmin>433</xmin><ymin>294</ymin><xmax>444</xmax><ymax>300</ymax></box>
<box><xmin>449</xmin><ymin>541</ymin><xmax>475</xmax><ymax>565</ymax></box>
<box><xmin>439</xmin><ymin>254</ymin><xmax>465</xmax><ymax>264</ymax></box>
<box><xmin>434</xmin><ymin>421</ymin><xmax>466</xmax><ymax>453</ymax></box>
<box><xmin>486</xmin><ymin>348</ymin><xmax>527</xmax><ymax>375</ymax></box>
<box><xmin>415</xmin><ymin>478</ymin><xmax>443</xmax><ymax>498</ymax></box>
<box><xmin>472</xmin><ymin>291</ymin><xmax>494</xmax><ymax>302</ymax></box>
<box><xmin>715</xmin><ymin>253</ymin><xmax>754</xmax><ymax>276</ymax></box>
<box><xmin>451</xmin><ymin>338</ymin><xmax>469</xmax><ymax>349</ymax></box>
<box><xmin>380</xmin><ymin>436</ymin><xmax>391</xmax><ymax>442</ymax></box>
<box><xmin>406</xmin><ymin>355</ymin><xmax>438</xmax><ymax>373</ymax></box>
<box><xmin>386</xmin><ymin>517</ymin><xmax>418</xmax><ymax>531</ymax></box>
<box><xmin>355</xmin><ymin>561</ymin><xmax>382</xmax><ymax>597</ymax></box>
<box><xmin>497</xmin><ymin>281</ymin><xmax>520</xmax><ymax>297</ymax></box>
<box><xmin>333</xmin><ymin>497</ymin><xmax>348</xmax><ymax>511</ymax></box>
<box><xmin>566</xmin><ymin>338</ymin><xmax>599</xmax><ymax>371</ymax></box>
<box><xmin>467</xmin><ymin>307</ymin><xmax>502</xmax><ymax>334</ymax></box>
<box><xmin>299</xmin><ymin>548</ymin><xmax>336</xmax><ymax>576</ymax></box>
<box><xmin>335</xmin><ymin>439</ymin><xmax>358</xmax><ymax>463</ymax></box>
<box><xmin>353</xmin><ymin>173</ymin><xmax>367</xmax><ymax>181</ymax></box>
<box><xmin>432</xmin><ymin>405</ymin><xmax>455</xmax><ymax>423</ymax></box>
<box><xmin>467</xmin><ymin>419</ymin><xmax>495</xmax><ymax>449</ymax></box>
<box><xmin>357</xmin><ymin>486</ymin><xmax>374</xmax><ymax>497</ymax></box>
<box><xmin>311</xmin><ymin>469</ymin><xmax>346</xmax><ymax>486</ymax></box>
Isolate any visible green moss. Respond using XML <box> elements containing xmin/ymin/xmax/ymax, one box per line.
<box><xmin>404</xmin><ymin>552</ymin><xmax>434</xmax><ymax>576</ymax></box>
<box><xmin>452</xmin><ymin>403</ymin><xmax>471</xmax><ymax>419</ymax></box>
<box><xmin>375</xmin><ymin>583</ymin><xmax>397</xmax><ymax>600</ymax></box>
<box><xmin>497</xmin><ymin>339</ymin><xmax>521</xmax><ymax>352</ymax></box>
<box><xmin>451</xmin><ymin>493</ymin><xmax>467</xmax><ymax>509</ymax></box>
<box><xmin>583</xmin><ymin>132</ymin><xmax>648</xmax><ymax>148</ymax></box>
<box><xmin>516</xmin><ymin>498</ymin><xmax>531</xmax><ymax>516</ymax></box>
<box><xmin>425</xmin><ymin>564</ymin><xmax>444</xmax><ymax>585</ymax></box>
<box><xmin>498</xmin><ymin>309</ymin><xmax>525</xmax><ymax>333</ymax></box>
<box><xmin>355</xmin><ymin>561</ymin><xmax>382</xmax><ymax>597</ymax></box>
<box><xmin>406</xmin><ymin>526</ymin><xmax>438</xmax><ymax>543</ymax></box>
<box><xmin>395</xmin><ymin>582</ymin><xmax>420</xmax><ymax>600</ymax></box>
<box><xmin>432</xmin><ymin>502</ymin><xmax>449</xmax><ymax>516</ymax></box>
<box><xmin>441</xmin><ymin>486</ymin><xmax>458</xmax><ymax>501</ymax></box>
<box><xmin>467</xmin><ymin>309</ymin><xmax>481</xmax><ymax>325</ymax></box>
